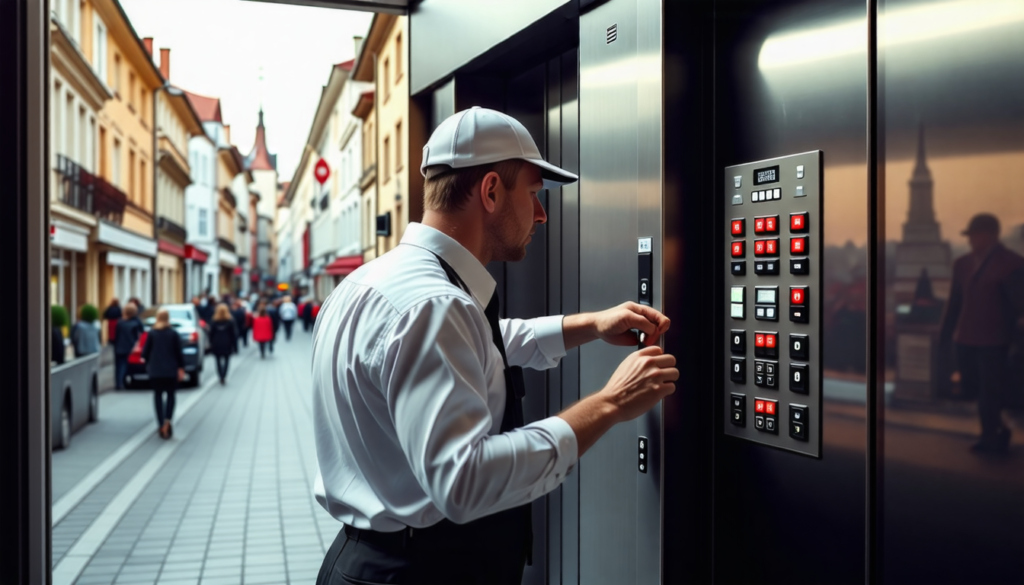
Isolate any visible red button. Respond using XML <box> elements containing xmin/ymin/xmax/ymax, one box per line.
<box><xmin>765</xmin><ymin>401</ymin><xmax>776</xmax><ymax>415</ymax></box>
<box><xmin>765</xmin><ymin>239</ymin><xmax>778</xmax><ymax>255</ymax></box>
<box><xmin>755</xmin><ymin>333</ymin><xmax>766</xmax><ymax>347</ymax></box>
<box><xmin>754</xmin><ymin>218</ymin><xmax>766</xmax><ymax>234</ymax></box>
<box><xmin>791</xmin><ymin>237</ymin><xmax>807</xmax><ymax>254</ymax></box>
<box><xmin>755</xmin><ymin>400</ymin><xmax>766</xmax><ymax>413</ymax></box>
<box><xmin>731</xmin><ymin>241</ymin><xmax>744</xmax><ymax>257</ymax></box>
<box><xmin>765</xmin><ymin>216</ymin><xmax>778</xmax><ymax>233</ymax></box>
<box><xmin>731</xmin><ymin>219</ymin><xmax>745</xmax><ymax>236</ymax></box>
<box><xmin>754</xmin><ymin>240</ymin><xmax>766</xmax><ymax>256</ymax></box>
<box><xmin>791</xmin><ymin>287</ymin><xmax>807</xmax><ymax>305</ymax></box>
<box><xmin>791</xmin><ymin>213</ymin><xmax>807</xmax><ymax>232</ymax></box>
<box><xmin>766</xmin><ymin>334</ymin><xmax>776</xmax><ymax>348</ymax></box>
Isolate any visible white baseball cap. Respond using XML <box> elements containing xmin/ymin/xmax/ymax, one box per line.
<box><xmin>420</xmin><ymin>106</ymin><xmax>579</xmax><ymax>189</ymax></box>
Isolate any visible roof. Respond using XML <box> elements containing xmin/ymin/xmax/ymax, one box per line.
<box><xmin>245</xmin><ymin>109</ymin><xmax>276</xmax><ymax>172</ymax></box>
<box><xmin>336</xmin><ymin>59</ymin><xmax>355</xmax><ymax>71</ymax></box>
<box><xmin>183</xmin><ymin>90</ymin><xmax>223</xmax><ymax>123</ymax></box>
<box><xmin>352</xmin><ymin>90</ymin><xmax>375</xmax><ymax>119</ymax></box>
<box><xmin>352</xmin><ymin>13</ymin><xmax>399</xmax><ymax>83</ymax></box>
<box><xmin>277</xmin><ymin>181</ymin><xmax>291</xmax><ymax>207</ymax></box>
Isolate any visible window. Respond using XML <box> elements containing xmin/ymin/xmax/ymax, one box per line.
<box><xmin>128</xmin><ymin>72</ymin><xmax>136</xmax><ymax>110</ymax></box>
<box><xmin>89</xmin><ymin>117</ymin><xmax>96</xmax><ymax>171</ymax></box>
<box><xmin>396</xmin><ymin>32</ymin><xmax>403</xmax><ymax>81</ymax></box>
<box><xmin>128</xmin><ymin>149</ymin><xmax>136</xmax><ymax>200</ymax></box>
<box><xmin>383</xmin><ymin>135</ymin><xmax>390</xmax><ymax>181</ymax></box>
<box><xmin>112</xmin><ymin>138</ymin><xmax>121</xmax><ymax>186</ymax></box>
<box><xmin>199</xmin><ymin>208</ymin><xmax>208</xmax><ymax>236</ymax></box>
<box><xmin>383</xmin><ymin>58</ymin><xmax>390</xmax><ymax>102</ymax></box>
<box><xmin>395</xmin><ymin>120</ymin><xmax>403</xmax><ymax>171</ymax></box>
<box><xmin>92</xmin><ymin>19</ymin><xmax>107</xmax><ymax>81</ymax></box>
<box><xmin>65</xmin><ymin>92</ymin><xmax>75</xmax><ymax>162</ymax></box>
<box><xmin>99</xmin><ymin>126</ymin><xmax>106</xmax><ymax>176</ymax></box>
<box><xmin>78</xmin><ymin>106</ymin><xmax>86</xmax><ymax>167</ymax></box>
<box><xmin>113</xmin><ymin>53</ymin><xmax>121</xmax><ymax>95</ymax></box>
<box><xmin>140</xmin><ymin>86</ymin><xmax>147</xmax><ymax>120</ymax></box>
<box><xmin>140</xmin><ymin>159</ymin><xmax>147</xmax><ymax>209</ymax></box>
<box><xmin>52</xmin><ymin>81</ymin><xmax>62</xmax><ymax>159</ymax></box>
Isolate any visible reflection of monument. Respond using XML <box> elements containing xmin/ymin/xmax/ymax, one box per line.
<box><xmin>894</xmin><ymin>125</ymin><xmax>952</xmax><ymax>303</ymax></box>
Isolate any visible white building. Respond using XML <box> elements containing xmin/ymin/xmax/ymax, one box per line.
<box><xmin>183</xmin><ymin>91</ymin><xmax>223</xmax><ymax>297</ymax></box>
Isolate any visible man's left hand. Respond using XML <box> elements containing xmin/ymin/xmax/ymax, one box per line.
<box><xmin>592</xmin><ymin>302</ymin><xmax>671</xmax><ymax>347</ymax></box>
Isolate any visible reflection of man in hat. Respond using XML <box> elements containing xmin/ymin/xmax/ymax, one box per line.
<box><xmin>940</xmin><ymin>213</ymin><xmax>1024</xmax><ymax>454</ymax></box>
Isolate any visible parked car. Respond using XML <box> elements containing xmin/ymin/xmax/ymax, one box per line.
<box><xmin>125</xmin><ymin>304</ymin><xmax>206</xmax><ymax>388</ymax></box>
<box><xmin>50</xmin><ymin>353</ymin><xmax>100</xmax><ymax>450</ymax></box>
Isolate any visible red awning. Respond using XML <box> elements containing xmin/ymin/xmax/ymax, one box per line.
<box><xmin>158</xmin><ymin>239</ymin><xmax>186</xmax><ymax>258</ymax></box>
<box><xmin>324</xmin><ymin>255</ymin><xmax>363</xmax><ymax>276</ymax></box>
<box><xmin>184</xmin><ymin>244</ymin><xmax>208</xmax><ymax>263</ymax></box>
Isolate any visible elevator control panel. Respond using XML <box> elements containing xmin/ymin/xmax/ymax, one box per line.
<box><xmin>723</xmin><ymin>151</ymin><xmax>822</xmax><ymax>457</ymax></box>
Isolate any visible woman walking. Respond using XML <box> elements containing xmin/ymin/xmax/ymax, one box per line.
<box><xmin>252</xmin><ymin>303</ymin><xmax>274</xmax><ymax>359</ymax></box>
<box><xmin>209</xmin><ymin>303</ymin><xmax>238</xmax><ymax>385</ymax></box>
<box><xmin>278</xmin><ymin>295</ymin><xmax>298</xmax><ymax>341</ymax></box>
<box><xmin>141</xmin><ymin>309</ymin><xmax>185</xmax><ymax>439</ymax></box>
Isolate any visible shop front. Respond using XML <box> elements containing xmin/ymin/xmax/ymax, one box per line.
<box><xmin>156</xmin><ymin>240</ymin><xmax>185</xmax><ymax>305</ymax></box>
<box><xmin>320</xmin><ymin>254</ymin><xmax>363</xmax><ymax>300</ymax></box>
<box><xmin>183</xmin><ymin>244</ymin><xmax>209</xmax><ymax>300</ymax></box>
<box><xmin>218</xmin><ymin>248</ymin><xmax>238</xmax><ymax>296</ymax></box>
<box><xmin>96</xmin><ymin>221</ymin><xmax>157</xmax><ymax>311</ymax></box>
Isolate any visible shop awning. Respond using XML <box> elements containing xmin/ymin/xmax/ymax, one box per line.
<box><xmin>324</xmin><ymin>255</ymin><xmax>363</xmax><ymax>277</ymax></box>
<box><xmin>184</xmin><ymin>244</ymin><xmax>209</xmax><ymax>263</ymax></box>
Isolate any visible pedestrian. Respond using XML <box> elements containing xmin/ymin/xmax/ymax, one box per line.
<box><xmin>203</xmin><ymin>295</ymin><xmax>218</xmax><ymax>324</ymax></box>
<box><xmin>231</xmin><ymin>300</ymin><xmax>249</xmax><ymax>350</ymax></box>
<box><xmin>252</xmin><ymin>303</ymin><xmax>274</xmax><ymax>359</ymax></box>
<box><xmin>267</xmin><ymin>299</ymin><xmax>280</xmax><ymax>354</ymax></box>
<box><xmin>142</xmin><ymin>309</ymin><xmax>185</xmax><ymax>439</ymax></box>
<box><xmin>51</xmin><ymin>321</ymin><xmax>66</xmax><ymax>366</ymax></box>
<box><xmin>128</xmin><ymin>296</ymin><xmax>145</xmax><ymax>315</ymax></box>
<box><xmin>278</xmin><ymin>295</ymin><xmax>297</xmax><ymax>340</ymax></box>
<box><xmin>71</xmin><ymin>304</ymin><xmax>101</xmax><ymax>358</ymax></box>
<box><xmin>312</xmin><ymin>107</ymin><xmax>676</xmax><ymax>584</ymax></box>
<box><xmin>940</xmin><ymin>213</ymin><xmax>1024</xmax><ymax>454</ymax></box>
<box><xmin>113</xmin><ymin>302</ymin><xmax>143</xmax><ymax>390</ymax></box>
<box><xmin>103</xmin><ymin>297</ymin><xmax>121</xmax><ymax>346</ymax></box>
<box><xmin>208</xmin><ymin>303</ymin><xmax>238</xmax><ymax>385</ymax></box>
<box><xmin>311</xmin><ymin>298</ymin><xmax>321</xmax><ymax>323</ymax></box>
<box><xmin>301</xmin><ymin>298</ymin><xmax>314</xmax><ymax>332</ymax></box>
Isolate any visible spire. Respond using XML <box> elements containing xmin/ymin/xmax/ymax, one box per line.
<box><xmin>245</xmin><ymin>107</ymin><xmax>275</xmax><ymax>172</ymax></box>
<box><xmin>912</xmin><ymin>122</ymin><xmax>931</xmax><ymax>180</ymax></box>
<box><xmin>258</xmin><ymin>107</ymin><xmax>264</xmax><ymax>128</ymax></box>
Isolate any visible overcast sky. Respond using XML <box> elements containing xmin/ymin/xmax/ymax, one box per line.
<box><xmin>120</xmin><ymin>0</ymin><xmax>372</xmax><ymax>181</ymax></box>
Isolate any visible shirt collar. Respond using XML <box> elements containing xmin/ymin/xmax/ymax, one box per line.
<box><xmin>401</xmin><ymin>222</ymin><xmax>496</xmax><ymax>308</ymax></box>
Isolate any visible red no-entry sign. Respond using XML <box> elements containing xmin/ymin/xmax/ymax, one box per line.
<box><xmin>314</xmin><ymin>158</ymin><xmax>330</xmax><ymax>185</ymax></box>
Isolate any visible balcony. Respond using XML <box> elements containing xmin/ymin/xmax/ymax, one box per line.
<box><xmin>218</xmin><ymin>237</ymin><xmax>236</xmax><ymax>253</ymax></box>
<box><xmin>55</xmin><ymin>154</ymin><xmax>126</xmax><ymax>225</ymax></box>
<box><xmin>157</xmin><ymin>216</ymin><xmax>187</xmax><ymax>241</ymax></box>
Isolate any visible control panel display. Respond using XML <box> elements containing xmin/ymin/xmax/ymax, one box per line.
<box><xmin>724</xmin><ymin>151</ymin><xmax>822</xmax><ymax>457</ymax></box>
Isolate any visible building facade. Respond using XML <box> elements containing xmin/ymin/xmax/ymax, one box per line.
<box><xmin>183</xmin><ymin>91</ymin><xmax>222</xmax><ymax>297</ymax></box>
<box><xmin>352</xmin><ymin>89</ymin><xmax>377</xmax><ymax>263</ymax></box>
<box><xmin>244</xmin><ymin>109</ymin><xmax>279</xmax><ymax>294</ymax></box>
<box><xmin>154</xmin><ymin>48</ymin><xmax>203</xmax><ymax>305</ymax></box>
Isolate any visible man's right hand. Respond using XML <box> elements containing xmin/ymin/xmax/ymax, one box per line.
<box><xmin>557</xmin><ymin>345</ymin><xmax>678</xmax><ymax>457</ymax></box>
<box><xmin>599</xmin><ymin>345</ymin><xmax>678</xmax><ymax>423</ymax></box>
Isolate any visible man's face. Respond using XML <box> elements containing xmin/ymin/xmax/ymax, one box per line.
<box><xmin>491</xmin><ymin>164</ymin><xmax>546</xmax><ymax>263</ymax></box>
<box><xmin>968</xmin><ymin>231</ymin><xmax>997</xmax><ymax>255</ymax></box>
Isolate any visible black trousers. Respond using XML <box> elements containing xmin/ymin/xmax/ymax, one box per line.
<box><xmin>152</xmin><ymin>378</ymin><xmax>177</xmax><ymax>424</ymax></box>
<box><xmin>215</xmin><ymin>353</ymin><xmax>231</xmax><ymax>380</ymax></box>
<box><xmin>317</xmin><ymin>508</ymin><xmax>528</xmax><ymax>585</ymax></box>
<box><xmin>283</xmin><ymin>320</ymin><xmax>294</xmax><ymax>340</ymax></box>
<box><xmin>957</xmin><ymin>343</ymin><xmax>1010</xmax><ymax>438</ymax></box>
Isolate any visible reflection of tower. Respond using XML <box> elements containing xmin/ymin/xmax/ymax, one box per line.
<box><xmin>894</xmin><ymin>124</ymin><xmax>952</xmax><ymax>303</ymax></box>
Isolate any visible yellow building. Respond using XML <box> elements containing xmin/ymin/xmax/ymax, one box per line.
<box><xmin>352</xmin><ymin>14</ymin><xmax>426</xmax><ymax>255</ymax></box>
<box><xmin>86</xmin><ymin>0</ymin><xmax>163</xmax><ymax>309</ymax></box>
<box><xmin>155</xmin><ymin>48</ymin><xmax>204</xmax><ymax>305</ymax></box>
<box><xmin>49</xmin><ymin>2</ymin><xmax>112</xmax><ymax>324</ymax></box>
<box><xmin>216</xmin><ymin>145</ymin><xmax>244</xmax><ymax>294</ymax></box>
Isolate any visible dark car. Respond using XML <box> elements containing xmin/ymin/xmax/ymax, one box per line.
<box><xmin>125</xmin><ymin>304</ymin><xmax>207</xmax><ymax>388</ymax></box>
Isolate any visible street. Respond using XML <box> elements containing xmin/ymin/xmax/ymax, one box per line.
<box><xmin>51</xmin><ymin>329</ymin><xmax>339</xmax><ymax>585</ymax></box>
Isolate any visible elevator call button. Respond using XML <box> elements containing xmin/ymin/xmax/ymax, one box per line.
<box><xmin>790</xmin><ymin>363</ymin><xmax>808</xmax><ymax>394</ymax></box>
<box><xmin>791</xmin><ymin>212</ymin><xmax>808</xmax><ymax>232</ymax></box>
<box><xmin>731</xmin><ymin>358</ymin><xmax>746</xmax><ymax>384</ymax></box>
<box><xmin>732</xmin><ymin>241</ymin><xmax>745</xmax><ymax>257</ymax></box>
<box><xmin>789</xmin><ymin>258</ymin><xmax>809</xmax><ymax>275</ymax></box>
<box><xmin>791</xmin><ymin>237</ymin><xmax>808</xmax><ymax>254</ymax></box>
<box><xmin>790</xmin><ymin>334</ymin><xmax>809</xmax><ymax>360</ymax></box>
<box><xmin>754</xmin><ymin>261</ymin><xmax>780</xmax><ymax>276</ymax></box>
<box><xmin>732</xmin><ymin>261</ymin><xmax>746</xmax><ymax>276</ymax></box>
<box><xmin>730</xmin><ymin>330</ymin><xmax>746</xmax><ymax>354</ymax></box>
<box><xmin>790</xmin><ymin>287</ymin><xmax>807</xmax><ymax>306</ymax></box>
<box><xmin>732</xmin><ymin>219</ymin><xmax>745</xmax><ymax>236</ymax></box>
<box><xmin>754</xmin><ymin>218</ymin><xmax>765</xmax><ymax>233</ymax></box>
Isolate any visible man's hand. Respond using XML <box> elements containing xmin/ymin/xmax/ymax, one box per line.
<box><xmin>593</xmin><ymin>302</ymin><xmax>671</xmax><ymax>347</ymax></box>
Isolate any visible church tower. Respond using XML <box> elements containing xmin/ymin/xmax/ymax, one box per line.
<box><xmin>245</xmin><ymin>107</ymin><xmax>279</xmax><ymax>290</ymax></box>
<box><xmin>893</xmin><ymin>124</ymin><xmax>952</xmax><ymax>303</ymax></box>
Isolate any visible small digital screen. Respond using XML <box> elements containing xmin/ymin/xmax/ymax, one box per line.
<box><xmin>753</xmin><ymin>165</ymin><xmax>780</xmax><ymax>186</ymax></box>
<box><xmin>756</xmin><ymin>289</ymin><xmax>777</xmax><ymax>304</ymax></box>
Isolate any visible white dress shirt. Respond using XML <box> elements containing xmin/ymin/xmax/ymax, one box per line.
<box><xmin>311</xmin><ymin>222</ymin><xmax>579</xmax><ymax>532</ymax></box>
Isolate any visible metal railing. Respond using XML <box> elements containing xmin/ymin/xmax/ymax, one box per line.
<box><xmin>56</xmin><ymin>154</ymin><xmax>126</xmax><ymax>224</ymax></box>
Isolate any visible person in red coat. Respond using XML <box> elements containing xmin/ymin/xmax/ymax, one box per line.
<box><xmin>252</xmin><ymin>302</ymin><xmax>275</xmax><ymax>359</ymax></box>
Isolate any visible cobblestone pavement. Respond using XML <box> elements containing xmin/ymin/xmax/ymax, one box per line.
<box><xmin>52</xmin><ymin>330</ymin><xmax>340</xmax><ymax>585</ymax></box>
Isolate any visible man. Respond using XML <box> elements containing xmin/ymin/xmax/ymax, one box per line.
<box><xmin>940</xmin><ymin>213</ymin><xmax>1024</xmax><ymax>454</ymax></box>
<box><xmin>103</xmin><ymin>297</ymin><xmax>121</xmax><ymax>346</ymax></box>
<box><xmin>231</xmin><ymin>299</ymin><xmax>249</xmax><ymax>351</ymax></box>
<box><xmin>312</xmin><ymin>107</ymin><xmax>677</xmax><ymax>584</ymax></box>
<box><xmin>113</xmin><ymin>302</ymin><xmax>143</xmax><ymax>389</ymax></box>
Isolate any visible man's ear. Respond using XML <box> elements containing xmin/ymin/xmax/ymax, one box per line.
<box><xmin>479</xmin><ymin>171</ymin><xmax>500</xmax><ymax>213</ymax></box>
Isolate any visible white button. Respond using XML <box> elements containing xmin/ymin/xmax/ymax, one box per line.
<box><xmin>756</xmin><ymin>289</ymin><xmax>776</xmax><ymax>304</ymax></box>
<box><xmin>766</xmin><ymin>307</ymin><xmax>776</xmax><ymax>319</ymax></box>
<box><xmin>795</xmin><ymin>185</ymin><xmax>805</xmax><ymax>197</ymax></box>
<box><xmin>758</xmin><ymin>191</ymin><xmax>765</xmax><ymax>201</ymax></box>
<box><xmin>796</xmin><ymin>165</ymin><xmax>805</xmax><ymax>179</ymax></box>
<box><xmin>732</xmin><ymin>194</ymin><xmax>743</xmax><ymax>206</ymax></box>
<box><xmin>731</xmin><ymin>303</ymin><xmax>745</xmax><ymax>319</ymax></box>
<box><xmin>756</xmin><ymin>307</ymin><xmax>765</xmax><ymax>318</ymax></box>
<box><xmin>731</xmin><ymin>286</ymin><xmax>745</xmax><ymax>303</ymax></box>
<box><xmin>751</xmin><ymin>191</ymin><xmax>757</xmax><ymax>203</ymax></box>
<box><xmin>734</xmin><ymin>176</ymin><xmax>742</xmax><ymax>188</ymax></box>
<box><xmin>773</xmin><ymin>188</ymin><xmax>781</xmax><ymax>200</ymax></box>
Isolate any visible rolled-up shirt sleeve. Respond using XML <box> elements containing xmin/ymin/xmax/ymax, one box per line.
<box><xmin>500</xmin><ymin>315</ymin><xmax>566</xmax><ymax>370</ymax></box>
<box><xmin>378</xmin><ymin>297</ymin><xmax>577</xmax><ymax>525</ymax></box>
